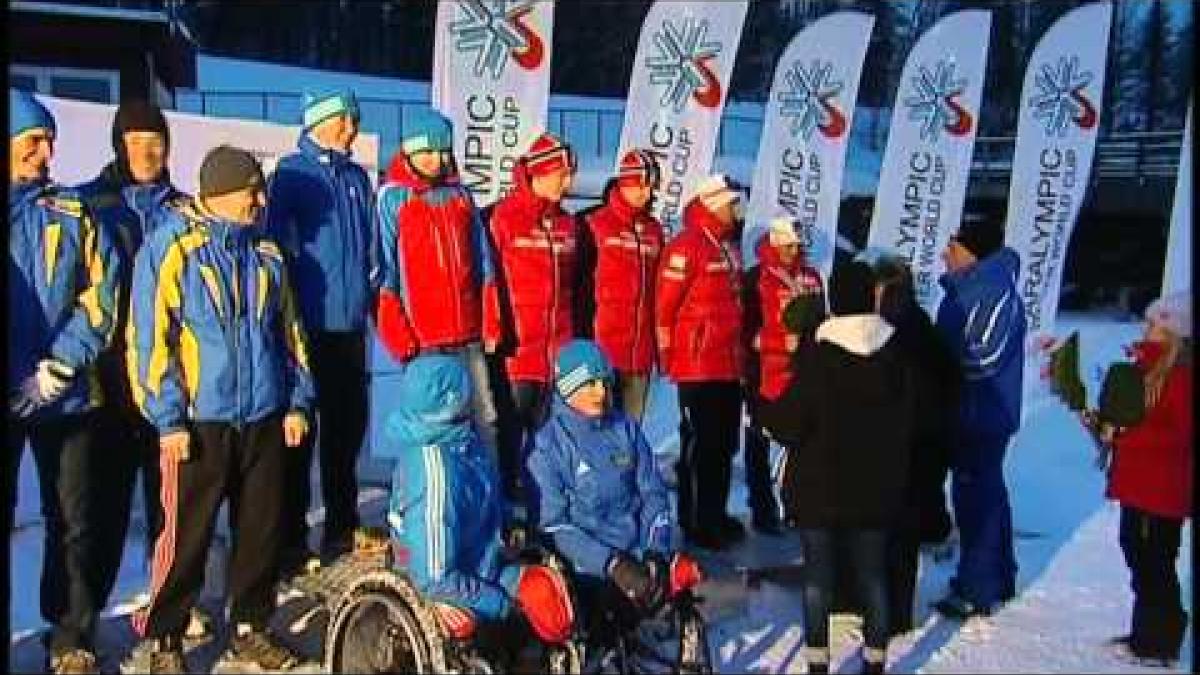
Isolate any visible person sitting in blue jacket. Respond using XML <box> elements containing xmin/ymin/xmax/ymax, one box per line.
<box><xmin>527</xmin><ymin>340</ymin><xmax>702</xmax><ymax>620</ymax></box>
<box><xmin>381</xmin><ymin>354</ymin><xmax>575</xmax><ymax>648</ymax></box>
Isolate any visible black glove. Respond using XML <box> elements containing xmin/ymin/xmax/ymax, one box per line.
<box><xmin>606</xmin><ymin>552</ymin><xmax>657</xmax><ymax>609</ymax></box>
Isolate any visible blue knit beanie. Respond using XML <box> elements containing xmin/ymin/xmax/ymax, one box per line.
<box><xmin>10</xmin><ymin>89</ymin><xmax>55</xmax><ymax>138</ymax></box>
<box><xmin>554</xmin><ymin>340</ymin><xmax>614</xmax><ymax>399</ymax></box>
<box><xmin>401</xmin><ymin>107</ymin><xmax>453</xmax><ymax>155</ymax></box>
<box><xmin>302</xmin><ymin>88</ymin><xmax>360</xmax><ymax>130</ymax></box>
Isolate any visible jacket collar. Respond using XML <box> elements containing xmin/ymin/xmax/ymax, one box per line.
<box><xmin>941</xmin><ymin>247</ymin><xmax>1020</xmax><ymax>293</ymax></box>
<box><xmin>384</xmin><ymin>151</ymin><xmax>461</xmax><ymax>193</ymax></box>
<box><xmin>10</xmin><ymin>178</ymin><xmax>46</xmax><ymax>207</ymax></box>
<box><xmin>683</xmin><ymin>198</ymin><xmax>733</xmax><ymax>243</ymax></box>
<box><xmin>604</xmin><ymin>184</ymin><xmax>645</xmax><ymax>225</ymax></box>
<box><xmin>299</xmin><ymin>133</ymin><xmax>352</xmax><ymax>168</ymax></box>
<box><xmin>551</xmin><ymin>393</ymin><xmax>614</xmax><ymax>431</ymax></box>
<box><xmin>508</xmin><ymin>159</ymin><xmax>563</xmax><ymax>221</ymax></box>
<box><xmin>816</xmin><ymin>314</ymin><xmax>895</xmax><ymax>356</ymax></box>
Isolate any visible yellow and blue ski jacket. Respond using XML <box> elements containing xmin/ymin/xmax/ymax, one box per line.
<box><xmin>8</xmin><ymin>179</ymin><xmax>121</xmax><ymax>418</ymax></box>
<box><xmin>127</xmin><ymin>199</ymin><xmax>315</xmax><ymax>434</ymax></box>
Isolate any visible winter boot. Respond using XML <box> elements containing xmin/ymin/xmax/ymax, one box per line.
<box><xmin>121</xmin><ymin>636</ymin><xmax>186</xmax><ymax>674</ymax></box>
<box><xmin>225</xmin><ymin>624</ymin><xmax>300</xmax><ymax>671</ymax></box>
<box><xmin>49</xmin><ymin>648</ymin><xmax>99</xmax><ymax>675</ymax></box>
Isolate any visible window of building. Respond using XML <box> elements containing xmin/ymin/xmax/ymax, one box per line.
<box><xmin>9</xmin><ymin>65</ymin><xmax>120</xmax><ymax>104</ymax></box>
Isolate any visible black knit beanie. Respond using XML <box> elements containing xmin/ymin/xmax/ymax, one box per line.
<box><xmin>198</xmin><ymin>145</ymin><xmax>264</xmax><ymax>199</ymax></box>
<box><xmin>112</xmin><ymin>99</ymin><xmax>170</xmax><ymax>154</ymax></box>
<box><xmin>952</xmin><ymin>216</ymin><xmax>1005</xmax><ymax>260</ymax></box>
<box><xmin>828</xmin><ymin>260</ymin><xmax>877</xmax><ymax>316</ymax></box>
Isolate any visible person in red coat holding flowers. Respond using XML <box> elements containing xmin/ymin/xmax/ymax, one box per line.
<box><xmin>1095</xmin><ymin>290</ymin><xmax>1192</xmax><ymax>666</ymax></box>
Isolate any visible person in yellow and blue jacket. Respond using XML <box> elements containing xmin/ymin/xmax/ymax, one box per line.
<box><xmin>7</xmin><ymin>89</ymin><xmax>122</xmax><ymax>675</ymax></box>
<box><xmin>122</xmin><ymin>145</ymin><xmax>315</xmax><ymax>674</ymax></box>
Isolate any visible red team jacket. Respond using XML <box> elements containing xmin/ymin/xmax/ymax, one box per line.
<box><xmin>1107</xmin><ymin>343</ymin><xmax>1194</xmax><ymax>519</ymax></box>
<box><xmin>655</xmin><ymin>199</ymin><xmax>744</xmax><ymax>383</ymax></box>
<box><xmin>486</xmin><ymin>162</ymin><xmax>578</xmax><ymax>383</ymax></box>
<box><xmin>752</xmin><ymin>237</ymin><xmax>824</xmax><ymax>401</ymax></box>
<box><xmin>375</xmin><ymin>154</ymin><xmax>501</xmax><ymax>360</ymax></box>
<box><xmin>584</xmin><ymin>188</ymin><xmax>664</xmax><ymax>375</ymax></box>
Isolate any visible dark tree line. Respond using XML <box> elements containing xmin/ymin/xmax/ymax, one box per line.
<box><xmin>177</xmin><ymin>0</ymin><xmax>1192</xmax><ymax>133</ymax></box>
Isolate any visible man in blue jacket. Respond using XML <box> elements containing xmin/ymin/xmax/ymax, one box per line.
<box><xmin>123</xmin><ymin>146</ymin><xmax>315</xmax><ymax>673</ymax></box>
<box><xmin>77</xmin><ymin>99</ymin><xmax>187</xmax><ymax>618</ymax></box>
<box><xmin>527</xmin><ymin>340</ymin><xmax>702</xmax><ymax>619</ymax></box>
<box><xmin>381</xmin><ymin>354</ymin><xmax>574</xmax><ymax>649</ymax></box>
<box><xmin>932</xmin><ymin>218</ymin><xmax>1027</xmax><ymax>619</ymax></box>
<box><xmin>7</xmin><ymin>89</ymin><xmax>122</xmax><ymax>675</ymax></box>
<box><xmin>265</xmin><ymin>88</ymin><xmax>375</xmax><ymax>569</ymax></box>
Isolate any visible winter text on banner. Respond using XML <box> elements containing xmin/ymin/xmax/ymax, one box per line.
<box><xmin>865</xmin><ymin>9</ymin><xmax>991</xmax><ymax>313</ymax></box>
<box><xmin>743</xmin><ymin>11</ymin><xmax>874</xmax><ymax>275</ymax></box>
<box><xmin>1004</xmin><ymin>1</ymin><xmax>1113</xmax><ymax>422</ymax></box>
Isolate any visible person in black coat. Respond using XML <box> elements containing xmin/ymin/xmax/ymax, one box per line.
<box><xmin>759</xmin><ymin>260</ymin><xmax>918</xmax><ymax>675</ymax></box>
<box><xmin>862</xmin><ymin>249</ymin><xmax>962</xmax><ymax>637</ymax></box>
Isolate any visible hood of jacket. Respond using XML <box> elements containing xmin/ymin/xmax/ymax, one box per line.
<box><xmin>383</xmin><ymin>354</ymin><xmax>475</xmax><ymax>449</ymax></box>
<box><xmin>816</xmin><ymin>314</ymin><xmax>896</xmax><ymax>357</ymax></box>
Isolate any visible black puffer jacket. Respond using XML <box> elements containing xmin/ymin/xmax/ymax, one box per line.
<box><xmin>759</xmin><ymin>314</ymin><xmax>917</xmax><ymax>529</ymax></box>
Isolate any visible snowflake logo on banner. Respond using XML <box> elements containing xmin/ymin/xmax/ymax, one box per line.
<box><xmin>777</xmin><ymin>60</ymin><xmax>848</xmax><ymax>140</ymax></box>
<box><xmin>903</xmin><ymin>60</ymin><xmax>974</xmax><ymax>142</ymax></box>
<box><xmin>645</xmin><ymin>18</ymin><xmax>724</xmax><ymax>113</ymax></box>
<box><xmin>450</xmin><ymin>0</ymin><xmax>545</xmax><ymax>80</ymax></box>
<box><xmin>1028</xmin><ymin>56</ymin><xmax>1099</xmax><ymax>137</ymax></box>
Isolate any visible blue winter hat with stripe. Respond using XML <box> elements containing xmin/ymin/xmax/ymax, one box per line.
<box><xmin>401</xmin><ymin>107</ymin><xmax>453</xmax><ymax>155</ymax></box>
<box><xmin>384</xmin><ymin>354</ymin><xmax>474</xmax><ymax>448</ymax></box>
<box><xmin>554</xmin><ymin>340</ymin><xmax>614</xmax><ymax>399</ymax></box>
<box><xmin>302</xmin><ymin>88</ymin><xmax>360</xmax><ymax>130</ymax></box>
<box><xmin>10</xmin><ymin>89</ymin><xmax>55</xmax><ymax>138</ymax></box>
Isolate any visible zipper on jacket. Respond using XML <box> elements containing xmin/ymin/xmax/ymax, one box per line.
<box><xmin>631</xmin><ymin>220</ymin><xmax>644</xmax><ymax>370</ymax></box>
<box><xmin>547</xmin><ymin>216</ymin><xmax>559</xmax><ymax>378</ymax></box>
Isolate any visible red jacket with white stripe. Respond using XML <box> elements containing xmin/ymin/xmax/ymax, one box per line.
<box><xmin>751</xmin><ymin>236</ymin><xmax>825</xmax><ymax>401</ymax></box>
<box><xmin>375</xmin><ymin>155</ymin><xmax>500</xmax><ymax>362</ymax></box>
<box><xmin>654</xmin><ymin>199</ymin><xmax>744</xmax><ymax>383</ymax></box>
<box><xmin>1107</xmin><ymin>344</ymin><xmax>1193</xmax><ymax>519</ymax></box>
<box><xmin>486</xmin><ymin>162</ymin><xmax>578</xmax><ymax>383</ymax></box>
<box><xmin>584</xmin><ymin>188</ymin><xmax>664</xmax><ymax>375</ymax></box>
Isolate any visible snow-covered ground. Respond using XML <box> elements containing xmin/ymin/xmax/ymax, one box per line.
<box><xmin>9</xmin><ymin>311</ymin><xmax>1193</xmax><ymax>672</ymax></box>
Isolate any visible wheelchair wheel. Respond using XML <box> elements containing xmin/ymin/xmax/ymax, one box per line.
<box><xmin>323</xmin><ymin>571</ymin><xmax>448</xmax><ymax>673</ymax></box>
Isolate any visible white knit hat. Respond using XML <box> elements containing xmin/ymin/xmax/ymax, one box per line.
<box><xmin>690</xmin><ymin>174</ymin><xmax>740</xmax><ymax>213</ymax></box>
<box><xmin>1145</xmin><ymin>291</ymin><xmax>1191</xmax><ymax>338</ymax></box>
<box><xmin>768</xmin><ymin>216</ymin><xmax>800</xmax><ymax>246</ymax></box>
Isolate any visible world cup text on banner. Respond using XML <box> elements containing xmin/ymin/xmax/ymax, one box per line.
<box><xmin>743</xmin><ymin>11</ymin><xmax>874</xmax><ymax>275</ymax></box>
<box><xmin>1003</xmin><ymin>1</ymin><xmax>1113</xmax><ymax>422</ymax></box>
<box><xmin>617</xmin><ymin>0</ymin><xmax>749</xmax><ymax>234</ymax></box>
<box><xmin>433</xmin><ymin>0</ymin><xmax>554</xmax><ymax>208</ymax></box>
<box><xmin>866</xmin><ymin>10</ymin><xmax>991</xmax><ymax>313</ymax></box>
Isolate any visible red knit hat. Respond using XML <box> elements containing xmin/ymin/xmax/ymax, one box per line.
<box><xmin>523</xmin><ymin>131</ymin><xmax>575</xmax><ymax>177</ymax></box>
<box><xmin>617</xmin><ymin>148</ymin><xmax>661</xmax><ymax>188</ymax></box>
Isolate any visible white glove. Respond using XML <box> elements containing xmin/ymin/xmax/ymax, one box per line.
<box><xmin>34</xmin><ymin>359</ymin><xmax>75</xmax><ymax>404</ymax></box>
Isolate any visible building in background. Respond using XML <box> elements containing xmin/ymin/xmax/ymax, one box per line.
<box><xmin>9</xmin><ymin>0</ymin><xmax>196</xmax><ymax>106</ymax></box>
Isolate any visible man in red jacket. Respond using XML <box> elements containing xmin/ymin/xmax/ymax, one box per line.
<box><xmin>741</xmin><ymin>217</ymin><xmax>825</xmax><ymax>535</ymax></box>
<box><xmin>374</xmin><ymin>107</ymin><xmax>503</xmax><ymax>458</ymax></box>
<box><xmin>655</xmin><ymin>174</ymin><xmax>747</xmax><ymax>550</ymax></box>
<box><xmin>579</xmin><ymin>149</ymin><xmax>665</xmax><ymax>421</ymax></box>
<box><xmin>486</xmin><ymin>131</ymin><xmax>579</xmax><ymax>510</ymax></box>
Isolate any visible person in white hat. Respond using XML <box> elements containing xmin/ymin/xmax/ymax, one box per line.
<box><xmin>655</xmin><ymin>174</ymin><xmax>748</xmax><ymax>550</ymax></box>
<box><xmin>1099</xmin><ymin>289</ymin><xmax>1192</xmax><ymax>666</ymax></box>
<box><xmin>740</xmin><ymin>216</ymin><xmax>825</xmax><ymax>535</ymax></box>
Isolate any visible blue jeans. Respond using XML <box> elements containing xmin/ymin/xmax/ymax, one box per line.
<box><xmin>951</xmin><ymin>433</ymin><xmax>1017</xmax><ymax>607</ymax></box>
<box><xmin>798</xmin><ymin>528</ymin><xmax>889</xmax><ymax>651</ymax></box>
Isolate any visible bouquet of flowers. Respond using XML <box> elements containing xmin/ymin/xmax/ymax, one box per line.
<box><xmin>1043</xmin><ymin>332</ymin><xmax>1146</xmax><ymax>470</ymax></box>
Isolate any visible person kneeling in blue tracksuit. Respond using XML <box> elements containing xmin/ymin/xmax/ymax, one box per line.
<box><xmin>527</xmin><ymin>340</ymin><xmax>702</xmax><ymax>625</ymax></box>
<box><xmin>381</xmin><ymin>354</ymin><xmax>574</xmax><ymax>647</ymax></box>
